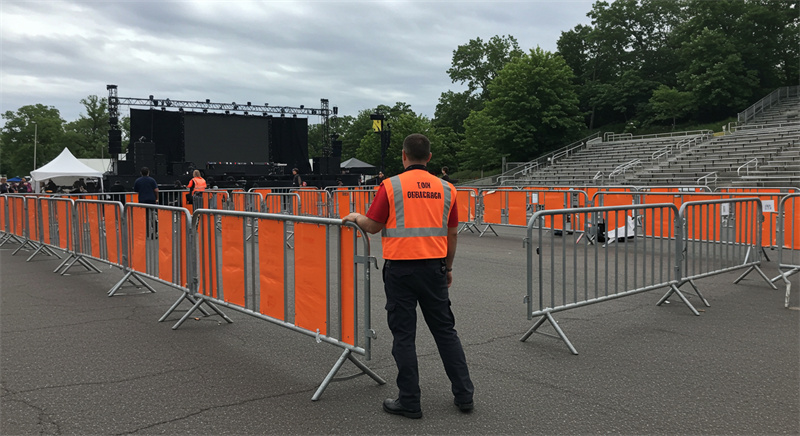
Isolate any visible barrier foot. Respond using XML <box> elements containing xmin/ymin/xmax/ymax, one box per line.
<box><xmin>159</xmin><ymin>293</ymin><xmax>212</xmax><ymax>322</ymax></box>
<box><xmin>0</xmin><ymin>234</ymin><xmax>25</xmax><ymax>248</ymax></box>
<box><xmin>171</xmin><ymin>298</ymin><xmax>232</xmax><ymax>330</ymax></box>
<box><xmin>687</xmin><ymin>280</ymin><xmax>710</xmax><ymax>307</ymax></box>
<box><xmin>57</xmin><ymin>255</ymin><xmax>80</xmax><ymax>275</ymax></box>
<box><xmin>75</xmin><ymin>256</ymin><xmax>102</xmax><ymax>274</ymax></box>
<box><xmin>733</xmin><ymin>265</ymin><xmax>777</xmax><ymax>290</ymax></box>
<box><xmin>519</xmin><ymin>312</ymin><xmax>578</xmax><ymax>355</ymax></box>
<box><xmin>761</xmin><ymin>247</ymin><xmax>770</xmax><ymax>262</ymax></box>
<box><xmin>458</xmin><ymin>222</ymin><xmax>477</xmax><ymax>234</ymax></box>
<box><xmin>479</xmin><ymin>224</ymin><xmax>498</xmax><ymax>238</ymax></box>
<box><xmin>25</xmin><ymin>244</ymin><xmax>45</xmax><ymax>261</ymax></box>
<box><xmin>11</xmin><ymin>239</ymin><xmax>36</xmax><ymax>255</ymax></box>
<box><xmin>780</xmin><ymin>272</ymin><xmax>792</xmax><ymax>308</ymax></box>
<box><xmin>771</xmin><ymin>267</ymin><xmax>799</xmax><ymax>284</ymax></box>
<box><xmin>108</xmin><ymin>271</ymin><xmax>157</xmax><ymax>297</ymax></box>
<box><xmin>657</xmin><ymin>284</ymin><xmax>700</xmax><ymax>316</ymax></box>
<box><xmin>54</xmin><ymin>254</ymin><xmax>75</xmax><ymax>274</ymax></box>
<box><xmin>311</xmin><ymin>349</ymin><xmax>386</xmax><ymax>401</ymax></box>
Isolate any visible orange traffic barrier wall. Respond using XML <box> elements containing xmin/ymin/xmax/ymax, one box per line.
<box><xmin>330</xmin><ymin>187</ymin><xmax>376</xmax><ymax>218</ymax></box>
<box><xmin>7</xmin><ymin>196</ymin><xmax>26</xmax><ymax>238</ymax></box>
<box><xmin>456</xmin><ymin>189</ymin><xmax>477</xmax><ymax>225</ymax></box>
<box><xmin>0</xmin><ymin>195</ymin><xmax>6</xmax><ymax>236</ymax></box>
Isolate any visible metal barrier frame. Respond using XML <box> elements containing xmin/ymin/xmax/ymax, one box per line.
<box><xmin>478</xmin><ymin>188</ymin><xmax>590</xmax><ymax>237</ymax></box>
<box><xmin>657</xmin><ymin>198</ymin><xmax>777</xmax><ymax>309</ymax></box>
<box><xmin>774</xmin><ymin>194</ymin><xmax>800</xmax><ymax>308</ymax></box>
<box><xmin>521</xmin><ymin>203</ymin><xmax>682</xmax><ymax>354</ymax></box>
<box><xmin>175</xmin><ymin>209</ymin><xmax>384</xmax><ymax>400</ymax></box>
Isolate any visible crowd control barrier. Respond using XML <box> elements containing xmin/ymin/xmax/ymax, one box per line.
<box><xmin>177</xmin><ymin>209</ymin><xmax>385</xmax><ymax>400</ymax></box>
<box><xmin>62</xmin><ymin>200</ymin><xmax>127</xmax><ymax>277</ymax></box>
<box><xmin>230</xmin><ymin>191</ymin><xmax>263</xmax><ymax>212</ymax></box>
<box><xmin>456</xmin><ymin>188</ymin><xmax>479</xmax><ymax>234</ymax></box>
<box><xmin>329</xmin><ymin>187</ymin><xmax>376</xmax><ymax>218</ymax></box>
<box><xmin>775</xmin><ymin>194</ymin><xmax>800</xmax><ymax>307</ymax></box>
<box><xmin>521</xmin><ymin>203</ymin><xmax>680</xmax><ymax>354</ymax></box>
<box><xmin>479</xmin><ymin>189</ymin><xmax>590</xmax><ymax>237</ymax></box>
<box><xmin>111</xmin><ymin>203</ymin><xmax>195</xmax><ymax>298</ymax></box>
<box><xmin>657</xmin><ymin>198</ymin><xmax>776</xmax><ymax>310</ymax></box>
<box><xmin>292</xmin><ymin>188</ymin><xmax>332</xmax><ymax>217</ymax></box>
<box><xmin>35</xmin><ymin>197</ymin><xmax>76</xmax><ymax>269</ymax></box>
<box><xmin>2</xmin><ymin>196</ymin><xmax>28</xmax><ymax>250</ymax></box>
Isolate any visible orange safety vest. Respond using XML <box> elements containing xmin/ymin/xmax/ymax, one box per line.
<box><xmin>190</xmin><ymin>177</ymin><xmax>207</xmax><ymax>193</ymax></box>
<box><xmin>381</xmin><ymin>169</ymin><xmax>454</xmax><ymax>260</ymax></box>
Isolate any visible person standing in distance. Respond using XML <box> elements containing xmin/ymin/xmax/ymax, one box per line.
<box><xmin>133</xmin><ymin>167</ymin><xmax>159</xmax><ymax>239</ymax></box>
<box><xmin>291</xmin><ymin>167</ymin><xmax>302</xmax><ymax>187</ymax></box>
<box><xmin>342</xmin><ymin>133</ymin><xmax>474</xmax><ymax>419</ymax></box>
<box><xmin>187</xmin><ymin>170</ymin><xmax>206</xmax><ymax>205</ymax></box>
<box><xmin>133</xmin><ymin>167</ymin><xmax>158</xmax><ymax>205</ymax></box>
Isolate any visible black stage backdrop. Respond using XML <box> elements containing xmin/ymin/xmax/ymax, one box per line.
<box><xmin>129</xmin><ymin>109</ymin><xmax>311</xmax><ymax>174</ymax></box>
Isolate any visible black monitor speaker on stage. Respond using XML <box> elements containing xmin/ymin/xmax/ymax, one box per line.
<box><xmin>134</xmin><ymin>141</ymin><xmax>156</xmax><ymax>171</ymax></box>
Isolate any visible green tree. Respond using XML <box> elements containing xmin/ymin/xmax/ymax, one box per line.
<box><xmin>63</xmin><ymin>95</ymin><xmax>109</xmax><ymax>158</ymax></box>
<box><xmin>676</xmin><ymin>27</ymin><xmax>759</xmax><ymax>120</ymax></box>
<box><xmin>461</xmin><ymin>48</ymin><xmax>585</xmax><ymax>170</ymax></box>
<box><xmin>0</xmin><ymin>104</ymin><xmax>65</xmax><ymax>177</ymax></box>
<box><xmin>648</xmin><ymin>85</ymin><xmax>696</xmax><ymax>128</ymax></box>
<box><xmin>447</xmin><ymin>35</ymin><xmax>524</xmax><ymax>100</ymax></box>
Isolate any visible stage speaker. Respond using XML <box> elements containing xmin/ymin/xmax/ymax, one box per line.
<box><xmin>134</xmin><ymin>141</ymin><xmax>156</xmax><ymax>171</ymax></box>
<box><xmin>108</xmin><ymin>129</ymin><xmax>122</xmax><ymax>154</ymax></box>
<box><xmin>331</xmin><ymin>140</ymin><xmax>342</xmax><ymax>157</ymax></box>
<box><xmin>116</xmin><ymin>160</ymin><xmax>134</xmax><ymax>175</ymax></box>
<box><xmin>327</xmin><ymin>157</ymin><xmax>340</xmax><ymax>175</ymax></box>
<box><xmin>312</xmin><ymin>157</ymin><xmax>322</xmax><ymax>175</ymax></box>
<box><xmin>155</xmin><ymin>154</ymin><xmax>167</xmax><ymax>176</ymax></box>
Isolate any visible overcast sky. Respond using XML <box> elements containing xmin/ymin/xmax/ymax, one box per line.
<box><xmin>1</xmin><ymin>1</ymin><xmax>596</xmax><ymax>125</ymax></box>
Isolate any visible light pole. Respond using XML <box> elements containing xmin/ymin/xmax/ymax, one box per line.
<box><xmin>32</xmin><ymin>121</ymin><xmax>38</xmax><ymax>170</ymax></box>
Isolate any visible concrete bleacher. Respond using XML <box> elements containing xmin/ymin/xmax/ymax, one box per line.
<box><xmin>493</xmin><ymin>89</ymin><xmax>799</xmax><ymax>188</ymax></box>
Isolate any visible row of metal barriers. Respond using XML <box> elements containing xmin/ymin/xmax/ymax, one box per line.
<box><xmin>0</xmin><ymin>194</ymin><xmax>385</xmax><ymax>400</ymax></box>
<box><xmin>0</xmin><ymin>186</ymin><xmax>797</xmax><ymax>375</ymax></box>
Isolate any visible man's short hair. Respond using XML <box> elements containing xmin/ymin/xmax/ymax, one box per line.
<box><xmin>140</xmin><ymin>167</ymin><xmax>149</xmax><ymax>176</ymax></box>
<box><xmin>403</xmin><ymin>134</ymin><xmax>430</xmax><ymax>161</ymax></box>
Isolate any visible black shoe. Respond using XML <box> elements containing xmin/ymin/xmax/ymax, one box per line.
<box><xmin>454</xmin><ymin>398</ymin><xmax>474</xmax><ymax>413</ymax></box>
<box><xmin>383</xmin><ymin>398</ymin><xmax>422</xmax><ymax>419</ymax></box>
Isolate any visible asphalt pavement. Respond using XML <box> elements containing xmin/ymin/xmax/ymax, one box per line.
<box><xmin>2</xmin><ymin>226</ymin><xmax>798</xmax><ymax>435</ymax></box>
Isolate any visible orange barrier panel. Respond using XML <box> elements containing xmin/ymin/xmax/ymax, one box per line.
<box><xmin>128</xmin><ymin>207</ymin><xmax>147</xmax><ymax>273</ymax></box>
<box><xmin>340</xmin><ymin>226</ymin><xmax>355</xmax><ymax>345</ymax></box>
<box><xmin>56</xmin><ymin>200</ymin><xmax>71</xmax><ymax>250</ymax></box>
<box><xmin>482</xmin><ymin>191</ymin><xmax>503</xmax><ymax>224</ymax></box>
<box><xmin>456</xmin><ymin>190</ymin><xmax>476</xmax><ymax>223</ymax></box>
<box><xmin>0</xmin><ymin>196</ymin><xmax>6</xmax><ymax>235</ymax></box>
<box><xmin>157</xmin><ymin>209</ymin><xmax>175</xmax><ymax>284</ymax></box>
<box><xmin>196</xmin><ymin>213</ymin><xmax>218</xmax><ymax>299</ymax></box>
<box><xmin>220</xmin><ymin>215</ymin><xmax>246</xmax><ymax>307</ymax></box>
<box><xmin>25</xmin><ymin>197</ymin><xmax>38</xmax><ymax>241</ymax></box>
<box><xmin>258</xmin><ymin>218</ymin><xmax>286</xmax><ymax>320</ymax></box>
<box><xmin>104</xmin><ymin>203</ymin><xmax>120</xmax><ymax>265</ymax></box>
<box><xmin>9</xmin><ymin>197</ymin><xmax>25</xmax><ymax>237</ymax></box>
<box><xmin>294</xmin><ymin>222</ymin><xmax>328</xmax><ymax>336</ymax></box>
<box><xmin>507</xmin><ymin>191</ymin><xmax>528</xmax><ymax>226</ymax></box>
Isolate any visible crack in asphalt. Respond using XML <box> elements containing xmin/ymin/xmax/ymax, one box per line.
<box><xmin>10</xmin><ymin>367</ymin><xmax>199</xmax><ymax>395</ymax></box>
<box><xmin>115</xmin><ymin>387</ymin><xmax>316</xmax><ymax>435</ymax></box>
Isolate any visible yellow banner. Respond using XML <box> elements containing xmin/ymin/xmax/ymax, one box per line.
<box><xmin>372</xmin><ymin>120</ymin><xmax>382</xmax><ymax>132</ymax></box>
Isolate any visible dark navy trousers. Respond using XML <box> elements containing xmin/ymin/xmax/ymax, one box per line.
<box><xmin>382</xmin><ymin>258</ymin><xmax>474</xmax><ymax>410</ymax></box>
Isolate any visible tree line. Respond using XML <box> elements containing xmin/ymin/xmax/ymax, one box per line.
<box><xmin>2</xmin><ymin>0</ymin><xmax>796</xmax><ymax>179</ymax></box>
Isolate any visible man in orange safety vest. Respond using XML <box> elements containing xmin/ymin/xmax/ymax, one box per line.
<box><xmin>342</xmin><ymin>133</ymin><xmax>473</xmax><ymax>419</ymax></box>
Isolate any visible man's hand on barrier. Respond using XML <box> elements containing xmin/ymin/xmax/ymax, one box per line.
<box><xmin>342</xmin><ymin>212</ymin><xmax>383</xmax><ymax>234</ymax></box>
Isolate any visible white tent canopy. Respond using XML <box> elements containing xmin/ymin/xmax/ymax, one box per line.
<box><xmin>30</xmin><ymin>148</ymin><xmax>104</xmax><ymax>192</ymax></box>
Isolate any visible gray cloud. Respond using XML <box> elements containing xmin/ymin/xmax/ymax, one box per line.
<box><xmin>1</xmin><ymin>0</ymin><xmax>594</xmax><ymax>123</ymax></box>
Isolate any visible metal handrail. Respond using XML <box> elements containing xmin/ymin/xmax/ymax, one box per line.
<box><xmin>697</xmin><ymin>172</ymin><xmax>718</xmax><ymax>186</ymax></box>
<box><xmin>605</xmin><ymin>130</ymin><xmax>713</xmax><ymax>142</ymax></box>
<box><xmin>737</xmin><ymin>158</ymin><xmax>759</xmax><ymax>176</ymax></box>
<box><xmin>609</xmin><ymin>159</ymin><xmax>642</xmax><ymax>179</ymax></box>
<box><xmin>738</xmin><ymin>86</ymin><xmax>800</xmax><ymax>125</ymax></box>
<box><xmin>730</xmin><ymin>120</ymin><xmax>800</xmax><ymax>133</ymax></box>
